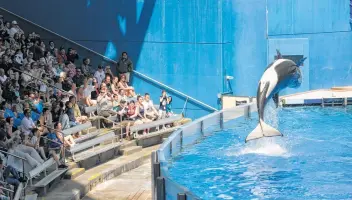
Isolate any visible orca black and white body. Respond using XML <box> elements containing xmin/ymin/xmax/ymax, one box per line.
<box><xmin>245</xmin><ymin>58</ymin><xmax>305</xmax><ymax>143</ymax></box>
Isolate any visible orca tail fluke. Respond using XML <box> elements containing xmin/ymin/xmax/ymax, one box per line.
<box><xmin>245</xmin><ymin>120</ymin><xmax>282</xmax><ymax>143</ymax></box>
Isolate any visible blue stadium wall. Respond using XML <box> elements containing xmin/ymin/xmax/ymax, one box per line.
<box><xmin>1</xmin><ymin>0</ymin><xmax>352</xmax><ymax>118</ymax></box>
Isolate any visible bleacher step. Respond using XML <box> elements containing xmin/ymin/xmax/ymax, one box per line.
<box><xmin>24</xmin><ymin>193</ymin><xmax>38</xmax><ymax>200</ymax></box>
<box><xmin>81</xmin><ymin>127</ymin><xmax>97</xmax><ymax>135</ymax></box>
<box><xmin>64</xmin><ymin>168</ymin><xmax>85</xmax><ymax>179</ymax></box>
<box><xmin>121</xmin><ymin>140</ymin><xmax>137</xmax><ymax>148</ymax></box>
<box><xmin>33</xmin><ymin>169</ymin><xmax>67</xmax><ymax>195</ymax></box>
<box><xmin>119</xmin><ymin>146</ymin><xmax>142</xmax><ymax>156</ymax></box>
<box><xmin>44</xmin><ymin>145</ymin><xmax>159</xmax><ymax>200</ymax></box>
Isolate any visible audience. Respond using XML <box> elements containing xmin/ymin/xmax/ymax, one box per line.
<box><xmin>0</xmin><ymin>14</ymin><xmax>178</xmax><ymax>199</ymax></box>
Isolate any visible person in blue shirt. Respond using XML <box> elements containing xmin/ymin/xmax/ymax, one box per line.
<box><xmin>46</xmin><ymin>123</ymin><xmax>67</xmax><ymax>168</ymax></box>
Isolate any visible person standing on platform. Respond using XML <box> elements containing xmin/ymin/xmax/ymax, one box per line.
<box><xmin>116</xmin><ymin>52</ymin><xmax>133</xmax><ymax>84</ymax></box>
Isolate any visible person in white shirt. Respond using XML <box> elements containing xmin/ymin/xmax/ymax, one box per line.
<box><xmin>143</xmin><ymin>93</ymin><xmax>159</xmax><ymax>120</ymax></box>
<box><xmin>20</xmin><ymin>109</ymin><xmax>36</xmax><ymax>136</ymax></box>
<box><xmin>94</xmin><ymin>66</ymin><xmax>105</xmax><ymax>86</ymax></box>
<box><xmin>9</xmin><ymin>21</ymin><xmax>23</xmax><ymax>38</ymax></box>
<box><xmin>0</xmin><ymin>69</ymin><xmax>7</xmax><ymax>85</ymax></box>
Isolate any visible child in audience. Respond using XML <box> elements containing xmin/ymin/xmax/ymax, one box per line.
<box><xmin>166</xmin><ymin>96</ymin><xmax>173</xmax><ymax>117</ymax></box>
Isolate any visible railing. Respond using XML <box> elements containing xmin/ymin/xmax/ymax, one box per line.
<box><xmin>0</xmin><ymin>149</ymin><xmax>27</xmax><ymax>199</ymax></box>
<box><xmin>151</xmin><ymin>102</ymin><xmax>257</xmax><ymax>200</ymax></box>
<box><xmin>133</xmin><ymin>71</ymin><xmax>218</xmax><ymax>112</ymax></box>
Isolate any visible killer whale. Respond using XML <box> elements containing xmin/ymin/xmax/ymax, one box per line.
<box><xmin>245</xmin><ymin>52</ymin><xmax>306</xmax><ymax>143</ymax></box>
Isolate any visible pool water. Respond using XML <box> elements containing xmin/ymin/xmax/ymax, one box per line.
<box><xmin>168</xmin><ymin>106</ymin><xmax>352</xmax><ymax>200</ymax></box>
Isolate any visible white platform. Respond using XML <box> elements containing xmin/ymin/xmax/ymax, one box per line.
<box><xmin>281</xmin><ymin>87</ymin><xmax>352</xmax><ymax>106</ymax></box>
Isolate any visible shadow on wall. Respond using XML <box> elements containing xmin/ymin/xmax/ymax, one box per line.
<box><xmin>0</xmin><ymin>0</ymin><xmax>157</xmax><ymax>72</ymax></box>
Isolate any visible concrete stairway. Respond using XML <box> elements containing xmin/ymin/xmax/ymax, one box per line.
<box><xmin>42</xmin><ymin>141</ymin><xmax>157</xmax><ymax>200</ymax></box>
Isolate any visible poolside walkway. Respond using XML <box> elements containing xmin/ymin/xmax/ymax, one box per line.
<box><xmin>82</xmin><ymin>160</ymin><xmax>152</xmax><ymax>200</ymax></box>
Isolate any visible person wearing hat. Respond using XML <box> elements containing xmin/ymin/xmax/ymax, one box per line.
<box><xmin>9</xmin><ymin>21</ymin><xmax>23</xmax><ymax>38</ymax></box>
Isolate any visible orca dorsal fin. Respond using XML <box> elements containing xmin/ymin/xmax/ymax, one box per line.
<box><xmin>296</xmin><ymin>57</ymin><xmax>307</xmax><ymax>67</ymax></box>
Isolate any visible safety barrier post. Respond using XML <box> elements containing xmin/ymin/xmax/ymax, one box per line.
<box><xmin>220</xmin><ymin>112</ymin><xmax>224</xmax><ymax>130</ymax></box>
<box><xmin>156</xmin><ymin>177</ymin><xmax>165</xmax><ymax>200</ymax></box>
<box><xmin>177</xmin><ymin>193</ymin><xmax>186</xmax><ymax>200</ymax></box>
<box><xmin>248</xmin><ymin>97</ymin><xmax>253</xmax><ymax>118</ymax></box>
<box><xmin>200</xmin><ymin>121</ymin><xmax>204</xmax><ymax>135</ymax></box>
<box><xmin>151</xmin><ymin>151</ymin><xmax>159</xmax><ymax>200</ymax></box>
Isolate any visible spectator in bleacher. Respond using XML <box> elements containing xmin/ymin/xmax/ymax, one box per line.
<box><xmin>20</xmin><ymin>109</ymin><xmax>36</xmax><ymax>136</ymax></box>
<box><xmin>166</xmin><ymin>96</ymin><xmax>173</xmax><ymax>117</ymax></box>
<box><xmin>81</xmin><ymin>57</ymin><xmax>91</xmax><ymax>76</ymax></box>
<box><xmin>67</xmin><ymin>62</ymin><xmax>76</xmax><ymax>79</ymax></box>
<box><xmin>9</xmin><ymin>21</ymin><xmax>23</xmax><ymax>38</ymax></box>
<box><xmin>65</xmin><ymin>101</ymin><xmax>78</xmax><ymax>127</ymax></box>
<box><xmin>159</xmin><ymin>90</ymin><xmax>168</xmax><ymax>119</ymax></box>
<box><xmin>116</xmin><ymin>52</ymin><xmax>133</xmax><ymax>83</ymax></box>
<box><xmin>105</xmin><ymin>65</ymin><xmax>113</xmax><ymax>77</ymax></box>
<box><xmin>111</xmin><ymin>76</ymin><xmax>120</xmax><ymax>95</ymax></box>
<box><xmin>118</xmin><ymin>74</ymin><xmax>135</xmax><ymax>97</ymax></box>
<box><xmin>20</xmin><ymin>64</ymin><xmax>31</xmax><ymax>87</ymax></box>
<box><xmin>67</xmin><ymin>48</ymin><xmax>79</xmax><ymax>64</ymax></box>
<box><xmin>104</xmin><ymin>74</ymin><xmax>112</xmax><ymax>92</ymax></box>
<box><xmin>136</xmin><ymin>95</ymin><xmax>152</xmax><ymax>124</ymax></box>
<box><xmin>73</xmin><ymin>68</ymin><xmax>85</xmax><ymax>88</ymax></box>
<box><xmin>57</xmin><ymin>47</ymin><xmax>67</xmax><ymax>64</ymax></box>
<box><xmin>82</xmin><ymin>78</ymin><xmax>96</xmax><ymax>106</ymax></box>
<box><xmin>94</xmin><ymin>65</ymin><xmax>105</xmax><ymax>86</ymax></box>
<box><xmin>143</xmin><ymin>93</ymin><xmax>159</xmax><ymax>120</ymax></box>
<box><xmin>13</xmin><ymin>49</ymin><xmax>23</xmax><ymax>66</ymax></box>
<box><xmin>3</xmin><ymin>22</ymin><xmax>10</xmax><ymax>37</ymax></box>
<box><xmin>115</xmin><ymin>100</ymin><xmax>128</xmax><ymax>122</ymax></box>
<box><xmin>38</xmin><ymin>108</ymin><xmax>52</xmax><ymax>134</ymax></box>
<box><xmin>0</xmin><ymin>55</ymin><xmax>12</xmax><ymax>75</ymax></box>
<box><xmin>118</xmin><ymin>88</ymin><xmax>128</xmax><ymax>102</ymax></box>
<box><xmin>29</xmin><ymin>128</ymin><xmax>47</xmax><ymax>160</ymax></box>
<box><xmin>47</xmin><ymin>41</ymin><xmax>55</xmax><ymax>55</ymax></box>
<box><xmin>0</xmin><ymin>37</ymin><xmax>6</xmax><ymax>54</ymax></box>
<box><xmin>19</xmin><ymin>34</ymin><xmax>26</xmax><ymax>47</ymax></box>
<box><xmin>16</xmin><ymin>133</ymin><xmax>45</xmax><ymax>166</ymax></box>
<box><xmin>125</xmin><ymin>100</ymin><xmax>145</xmax><ymax>139</ymax></box>
<box><xmin>10</xmin><ymin>33</ymin><xmax>20</xmax><ymax>51</ymax></box>
<box><xmin>112</xmin><ymin>94</ymin><xmax>121</xmax><ymax>111</ymax></box>
<box><xmin>59</xmin><ymin>106</ymin><xmax>70</xmax><ymax>130</ymax></box>
<box><xmin>47</xmin><ymin>124</ymin><xmax>68</xmax><ymax>168</ymax></box>
<box><xmin>22</xmin><ymin>51</ymin><xmax>34</xmax><ymax>66</ymax></box>
<box><xmin>69</xmin><ymin>96</ymin><xmax>87</xmax><ymax>124</ymax></box>
<box><xmin>0</xmin><ymin>158</ymin><xmax>26</xmax><ymax>194</ymax></box>
<box><xmin>5</xmin><ymin>118</ymin><xmax>14</xmax><ymax>139</ymax></box>
<box><xmin>40</xmin><ymin>51</ymin><xmax>53</xmax><ymax>67</ymax></box>
<box><xmin>0</xmin><ymin>69</ymin><xmax>7</xmax><ymax>85</ymax></box>
<box><xmin>39</xmin><ymin>41</ymin><xmax>46</xmax><ymax>53</ymax></box>
<box><xmin>97</xmin><ymin>83</ymin><xmax>115</xmax><ymax>118</ymax></box>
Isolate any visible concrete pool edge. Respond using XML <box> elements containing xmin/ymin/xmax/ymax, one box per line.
<box><xmin>152</xmin><ymin>103</ymin><xmax>257</xmax><ymax>200</ymax></box>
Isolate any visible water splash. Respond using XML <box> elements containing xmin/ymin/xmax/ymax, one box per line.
<box><xmin>237</xmin><ymin>139</ymin><xmax>288</xmax><ymax>157</ymax></box>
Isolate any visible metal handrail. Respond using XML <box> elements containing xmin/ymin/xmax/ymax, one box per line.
<box><xmin>0</xmin><ymin>150</ymin><xmax>26</xmax><ymax>161</ymax></box>
<box><xmin>133</xmin><ymin>71</ymin><xmax>218</xmax><ymax>112</ymax></box>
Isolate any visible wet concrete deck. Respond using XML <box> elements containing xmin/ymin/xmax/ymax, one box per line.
<box><xmin>82</xmin><ymin>160</ymin><xmax>152</xmax><ymax>200</ymax></box>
